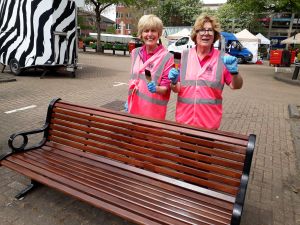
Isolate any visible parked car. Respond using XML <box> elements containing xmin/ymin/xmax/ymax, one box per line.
<box><xmin>167</xmin><ymin>32</ymin><xmax>253</xmax><ymax>63</ymax></box>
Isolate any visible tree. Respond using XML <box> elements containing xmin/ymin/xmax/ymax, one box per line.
<box><xmin>218</xmin><ymin>0</ymin><xmax>300</xmax><ymax>34</ymax></box>
<box><xmin>85</xmin><ymin>0</ymin><xmax>156</xmax><ymax>52</ymax></box>
<box><xmin>155</xmin><ymin>0</ymin><xmax>202</xmax><ymax>26</ymax></box>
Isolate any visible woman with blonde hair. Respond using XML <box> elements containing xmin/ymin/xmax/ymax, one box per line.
<box><xmin>168</xmin><ymin>14</ymin><xmax>243</xmax><ymax>129</ymax></box>
<box><xmin>126</xmin><ymin>14</ymin><xmax>174</xmax><ymax>120</ymax></box>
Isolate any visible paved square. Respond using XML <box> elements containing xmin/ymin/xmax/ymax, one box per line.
<box><xmin>0</xmin><ymin>52</ymin><xmax>300</xmax><ymax>225</ymax></box>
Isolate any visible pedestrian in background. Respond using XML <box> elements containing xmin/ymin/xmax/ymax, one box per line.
<box><xmin>126</xmin><ymin>14</ymin><xmax>174</xmax><ymax>120</ymax></box>
<box><xmin>168</xmin><ymin>14</ymin><xmax>243</xmax><ymax>129</ymax></box>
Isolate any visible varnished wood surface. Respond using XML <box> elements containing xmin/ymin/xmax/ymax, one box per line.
<box><xmin>1</xmin><ymin>100</ymin><xmax>252</xmax><ymax>225</ymax></box>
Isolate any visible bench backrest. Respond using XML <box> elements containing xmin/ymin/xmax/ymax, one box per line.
<box><xmin>47</xmin><ymin>100</ymin><xmax>254</xmax><ymax>200</ymax></box>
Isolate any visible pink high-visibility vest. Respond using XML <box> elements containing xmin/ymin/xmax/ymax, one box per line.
<box><xmin>176</xmin><ymin>47</ymin><xmax>225</xmax><ymax>129</ymax></box>
<box><xmin>128</xmin><ymin>47</ymin><xmax>174</xmax><ymax>120</ymax></box>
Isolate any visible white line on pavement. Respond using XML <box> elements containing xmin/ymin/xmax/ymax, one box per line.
<box><xmin>5</xmin><ymin>105</ymin><xmax>37</xmax><ymax>114</ymax></box>
<box><xmin>113</xmin><ymin>82</ymin><xmax>128</xmax><ymax>87</ymax></box>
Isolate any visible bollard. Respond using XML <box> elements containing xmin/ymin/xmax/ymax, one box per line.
<box><xmin>292</xmin><ymin>63</ymin><xmax>300</xmax><ymax>80</ymax></box>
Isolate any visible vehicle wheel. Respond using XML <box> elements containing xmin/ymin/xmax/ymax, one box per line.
<box><xmin>237</xmin><ymin>56</ymin><xmax>244</xmax><ymax>64</ymax></box>
<box><xmin>9</xmin><ymin>58</ymin><xmax>21</xmax><ymax>75</ymax></box>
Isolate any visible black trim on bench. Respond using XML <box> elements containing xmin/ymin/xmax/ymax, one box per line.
<box><xmin>15</xmin><ymin>180</ymin><xmax>40</xmax><ymax>200</ymax></box>
<box><xmin>231</xmin><ymin>134</ymin><xmax>256</xmax><ymax>225</ymax></box>
<box><xmin>0</xmin><ymin>98</ymin><xmax>61</xmax><ymax>162</ymax></box>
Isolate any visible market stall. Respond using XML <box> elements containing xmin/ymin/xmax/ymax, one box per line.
<box><xmin>235</xmin><ymin>29</ymin><xmax>260</xmax><ymax>63</ymax></box>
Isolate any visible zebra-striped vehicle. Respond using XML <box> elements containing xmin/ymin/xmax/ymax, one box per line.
<box><xmin>0</xmin><ymin>0</ymin><xmax>78</xmax><ymax>76</ymax></box>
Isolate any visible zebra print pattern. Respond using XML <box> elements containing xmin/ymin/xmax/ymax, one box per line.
<box><xmin>0</xmin><ymin>0</ymin><xmax>77</xmax><ymax>68</ymax></box>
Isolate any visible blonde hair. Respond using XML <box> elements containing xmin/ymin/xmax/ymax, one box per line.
<box><xmin>137</xmin><ymin>14</ymin><xmax>163</xmax><ymax>39</ymax></box>
<box><xmin>191</xmin><ymin>14</ymin><xmax>221</xmax><ymax>45</ymax></box>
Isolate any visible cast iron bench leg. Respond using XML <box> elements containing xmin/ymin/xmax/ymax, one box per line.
<box><xmin>292</xmin><ymin>65</ymin><xmax>299</xmax><ymax>80</ymax></box>
<box><xmin>15</xmin><ymin>180</ymin><xmax>40</xmax><ymax>200</ymax></box>
<box><xmin>1</xmin><ymin>64</ymin><xmax>5</xmax><ymax>73</ymax></box>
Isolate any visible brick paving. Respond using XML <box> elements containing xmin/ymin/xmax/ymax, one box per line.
<box><xmin>0</xmin><ymin>52</ymin><xmax>300</xmax><ymax>225</ymax></box>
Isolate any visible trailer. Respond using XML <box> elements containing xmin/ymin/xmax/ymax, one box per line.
<box><xmin>0</xmin><ymin>0</ymin><xmax>78</xmax><ymax>77</ymax></box>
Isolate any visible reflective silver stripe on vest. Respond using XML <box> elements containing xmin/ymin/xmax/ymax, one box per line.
<box><xmin>178</xmin><ymin>97</ymin><xmax>222</xmax><ymax>105</ymax></box>
<box><xmin>181</xmin><ymin>80</ymin><xmax>224</xmax><ymax>89</ymax></box>
<box><xmin>128</xmin><ymin>89</ymin><xmax>168</xmax><ymax>106</ymax></box>
<box><xmin>180</xmin><ymin>48</ymin><xmax>224</xmax><ymax>90</ymax></box>
<box><xmin>153</xmin><ymin>52</ymin><xmax>173</xmax><ymax>84</ymax></box>
<box><xmin>180</xmin><ymin>50</ymin><xmax>189</xmax><ymax>81</ymax></box>
<box><xmin>130</xmin><ymin>47</ymin><xmax>141</xmax><ymax>78</ymax></box>
<box><xmin>215</xmin><ymin>55</ymin><xmax>223</xmax><ymax>82</ymax></box>
<box><xmin>130</xmin><ymin>49</ymin><xmax>172</xmax><ymax>84</ymax></box>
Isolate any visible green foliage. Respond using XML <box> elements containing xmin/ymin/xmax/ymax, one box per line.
<box><xmin>216</xmin><ymin>1</ymin><xmax>269</xmax><ymax>33</ymax></box>
<box><xmin>227</xmin><ymin>0</ymin><xmax>300</xmax><ymax>14</ymax></box>
<box><xmin>83</xmin><ymin>36</ymin><xmax>97</xmax><ymax>46</ymax></box>
<box><xmin>155</xmin><ymin>0</ymin><xmax>202</xmax><ymax>26</ymax></box>
<box><xmin>219</xmin><ymin>0</ymin><xmax>300</xmax><ymax>34</ymax></box>
<box><xmin>85</xmin><ymin>0</ymin><xmax>151</xmax><ymax>52</ymax></box>
<box><xmin>106</xmin><ymin>25</ymin><xmax>116</xmax><ymax>34</ymax></box>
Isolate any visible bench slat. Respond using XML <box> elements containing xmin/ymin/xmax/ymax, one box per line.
<box><xmin>1</xmin><ymin>160</ymin><xmax>163</xmax><ymax>225</ymax></box>
<box><xmin>53</xmin><ymin>106</ymin><xmax>247</xmax><ymax>154</ymax></box>
<box><xmin>4</xmin><ymin>152</ymin><xmax>232</xmax><ymax>225</ymax></box>
<box><xmin>35</xmin><ymin>148</ymin><xmax>232</xmax><ymax>218</ymax></box>
<box><xmin>51</xmin><ymin>116</ymin><xmax>246</xmax><ymax>166</ymax></box>
<box><xmin>54</xmin><ymin>102</ymin><xmax>249</xmax><ymax>146</ymax></box>
<box><xmin>45</xmin><ymin>142</ymin><xmax>236</xmax><ymax>205</ymax></box>
<box><xmin>49</xmin><ymin>122</ymin><xmax>243</xmax><ymax>181</ymax></box>
<box><xmin>49</xmin><ymin>133</ymin><xmax>240</xmax><ymax>195</ymax></box>
<box><xmin>24</xmin><ymin>149</ymin><xmax>232</xmax><ymax>224</ymax></box>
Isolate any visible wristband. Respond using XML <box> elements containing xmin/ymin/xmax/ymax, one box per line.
<box><xmin>230</xmin><ymin>71</ymin><xmax>239</xmax><ymax>75</ymax></box>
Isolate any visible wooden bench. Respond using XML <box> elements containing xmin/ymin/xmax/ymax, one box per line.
<box><xmin>0</xmin><ymin>98</ymin><xmax>256</xmax><ymax>225</ymax></box>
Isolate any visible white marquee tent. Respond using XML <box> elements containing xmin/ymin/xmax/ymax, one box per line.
<box><xmin>235</xmin><ymin>29</ymin><xmax>260</xmax><ymax>63</ymax></box>
<box><xmin>167</xmin><ymin>28</ymin><xmax>191</xmax><ymax>40</ymax></box>
<box><xmin>281</xmin><ymin>33</ymin><xmax>300</xmax><ymax>44</ymax></box>
<box><xmin>256</xmin><ymin>33</ymin><xmax>270</xmax><ymax>45</ymax></box>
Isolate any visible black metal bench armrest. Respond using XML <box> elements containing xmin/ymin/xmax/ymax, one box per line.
<box><xmin>1</xmin><ymin>98</ymin><xmax>61</xmax><ymax>164</ymax></box>
<box><xmin>0</xmin><ymin>124</ymin><xmax>49</xmax><ymax>163</ymax></box>
<box><xmin>7</xmin><ymin>97</ymin><xmax>61</xmax><ymax>153</ymax></box>
<box><xmin>231</xmin><ymin>134</ymin><xmax>256</xmax><ymax>225</ymax></box>
<box><xmin>8</xmin><ymin>123</ymin><xmax>50</xmax><ymax>153</ymax></box>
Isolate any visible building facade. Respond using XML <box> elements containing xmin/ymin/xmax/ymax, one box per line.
<box><xmin>115</xmin><ymin>5</ymin><xmax>143</xmax><ymax>35</ymax></box>
<box><xmin>77</xmin><ymin>9</ymin><xmax>115</xmax><ymax>37</ymax></box>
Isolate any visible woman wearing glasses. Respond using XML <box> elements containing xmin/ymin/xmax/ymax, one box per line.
<box><xmin>168</xmin><ymin>14</ymin><xmax>243</xmax><ymax>129</ymax></box>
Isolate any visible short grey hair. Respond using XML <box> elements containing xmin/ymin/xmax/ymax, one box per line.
<box><xmin>137</xmin><ymin>14</ymin><xmax>163</xmax><ymax>39</ymax></box>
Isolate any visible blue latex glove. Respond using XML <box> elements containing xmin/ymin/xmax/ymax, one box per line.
<box><xmin>147</xmin><ymin>81</ymin><xmax>156</xmax><ymax>93</ymax></box>
<box><xmin>222</xmin><ymin>55</ymin><xmax>238</xmax><ymax>74</ymax></box>
<box><xmin>168</xmin><ymin>68</ymin><xmax>179</xmax><ymax>84</ymax></box>
<box><xmin>124</xmin><ymin>101</ymin><xmax>128</xmax><ymax>112</ymax></box>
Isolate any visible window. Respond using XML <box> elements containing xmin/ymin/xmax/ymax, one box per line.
<box><xmin>126</xmin><ymin>24</ymin><xmax>131</xmax><ymax>30</ymax></box>
<box><xmin>175</xmin><ymin>37</ymin><xmax>189</xmax><ymax>46</ymax></box>
<box><xmin>115</xmin><ymin>24</ymin><xmax>121</xmax><ymax>30</ymax></box>
<box><xmin>116</xmin><ymin>12</ymin><xmax>123</xmax><ymax>18</ymax></box>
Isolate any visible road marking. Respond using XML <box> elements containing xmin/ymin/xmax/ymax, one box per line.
<box><xmin>113</xmin><ymin>82</ymin><xmax>127</xmax><ymax>87</ymax></box>
<box><xmin>5</xmin><ymin>105</ymin><xmax>37</xmax><ymax>114</ymax></box>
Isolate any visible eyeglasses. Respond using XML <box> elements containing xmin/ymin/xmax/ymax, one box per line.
<box><xmin>196</xmin><ymin>29</ymin><xmax>214</xmax><ymax>36</ymax></box>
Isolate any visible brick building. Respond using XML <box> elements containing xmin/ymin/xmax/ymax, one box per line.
<box><xmin>78</xmin><ymin>9</ymin><xmax>115</xmax><ymax>37</ymax></box>
<box><xmin>115</xmin><ymin>4</ymin><xmax>143</xmax><ymax>36</ymax></box>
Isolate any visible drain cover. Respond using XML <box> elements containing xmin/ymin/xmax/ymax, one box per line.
<box><xmin>101</xmin><ymin>100</ymin><xmax>126</xmax><ymax>111</ymax></box>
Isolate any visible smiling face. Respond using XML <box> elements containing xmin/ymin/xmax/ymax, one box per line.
<box><xmin>137</xmin><ymin>15</ymin><xmax>163</xmax><ymax>52</ymax></box>
<box><xmin>191</xmin><ymin>14</ymin><xmax>221</xmax><ymax>47</ymax></box>
<box><xmin>141</xmin><ymin>28</ymin><xmax>159</xmax><ymax>51</ymax></box>
<box><xmin>196</xmin><ymin>22</ymin><xmax>214</xmax><ymax>49</ymax></box>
